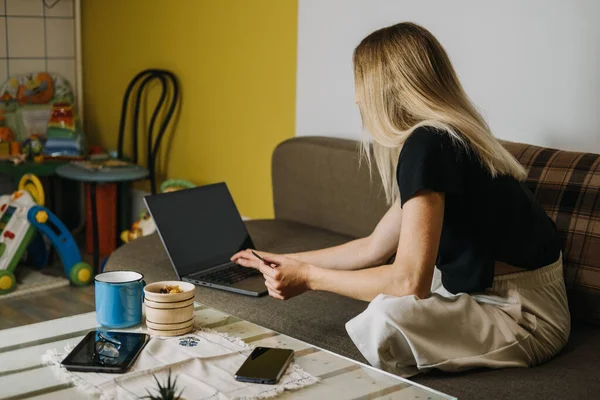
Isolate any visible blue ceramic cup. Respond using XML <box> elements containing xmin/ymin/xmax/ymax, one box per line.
<box><xmin>95</xmin><ymin>271</ymin><xmax>145</xmax><ymax>328</ymax></box>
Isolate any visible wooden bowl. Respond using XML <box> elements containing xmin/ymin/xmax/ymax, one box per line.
<box><xmin>143</xmin><ymin>281</ymin><xmax>195</xmax><ymax>302</ymax></box>
<box><xmin>144</xmin><ymin>281</ymin><xmax>195</xmax><ymax>336</ymax></box>
<box><xmin>145</xmin><ymin>303</ymin><xmax>194</xmax><ymax>324</ymax></box>
<box><xmin>144</xmin><ymin>297</ymin><xmax>194</xmax><ymax>310</ymax></box>
<box><xmin>147</xmin><ymin>326</ymin><xmax>193</xmax><ymax>337</ymax></box>
<box><xmin>146</xmin><ymin>318</ymin><xmax>194</xmax><ymax>331</ymax></box>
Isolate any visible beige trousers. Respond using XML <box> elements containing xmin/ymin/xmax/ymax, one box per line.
<box><xmin>346</xmin><ymin>256</ymin><xmax>571</xmax><ymax>377</ymax></box>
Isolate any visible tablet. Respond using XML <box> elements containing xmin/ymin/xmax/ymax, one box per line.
<box><xmin>61</xmin><ymin>330</ymin><xmax>150</xmax><ymax>373</ymax></box>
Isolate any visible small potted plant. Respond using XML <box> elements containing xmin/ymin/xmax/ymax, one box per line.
<box><xmin>141</xmin><ymin>370</ymin><xmax>184</xmax><ymax>400</ymax></box>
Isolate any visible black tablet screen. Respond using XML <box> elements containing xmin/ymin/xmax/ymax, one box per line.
<box><xmin>61</xmin><ymin>330</ymin><xmax>149</xmax><ymax>373</ymax></box>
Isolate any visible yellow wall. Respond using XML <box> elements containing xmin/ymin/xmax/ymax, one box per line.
<box><xmin>81</xmin><ymin>0</ymin><xmax>298</xmax><ymax>218</ymax></box>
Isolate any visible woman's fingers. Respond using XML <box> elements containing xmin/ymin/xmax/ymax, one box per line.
<box><xmin>233</xmin><ymin>250</ymin><xmax>288</xmax><ymax>273</ymax></box>
<box><xmin>264</xmin><ymin>275</ymin><xmax>281</xmax><ymax>290</ymax></box>
<box><xmin>261</xmin><ymin>253</ymin><xmax>286</xmax><ymax>265</ymax></box>
<box><xmin>232</xmin><ymin>249</ymin><xmax>278</xmax><ymax>264</ymax></box>
<box><xmin>258</xmin><ymin>262</ymin><xmax>279</xmax><ymax>278</ymax></box>
<box><xmin>265</xmin><ymin>280</ymin><xmax>284</xmax><ymax>299</ymax></box>
<box><xmin>230</xmin><ymin>250</ymin><xmax>250</xmax><ymax>262</ymax></box>
<box><xmin>235</xmin><ymin>255</ymin><xmax>261</xmax><ymax>269</ymax></box>
<box><xmin>265</xmin><ymin>279</ymin><xmax>282</xmax><ymax>294</ymax></box>
<box><xmin>268</xmin><ymin>289</ymin><xmax>284</xmax><ymax>300</ymax></box>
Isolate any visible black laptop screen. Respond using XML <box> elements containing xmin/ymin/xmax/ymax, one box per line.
<box><xmin>144</xmin><ymin>183</ymin><xmax>253</xmax><ymax>278</ymax></box>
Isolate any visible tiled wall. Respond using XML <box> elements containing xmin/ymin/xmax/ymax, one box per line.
<box><xmin>0</xmin><ymin>0</ymin><xmax>75</xmax><ymax>90</ymax></box>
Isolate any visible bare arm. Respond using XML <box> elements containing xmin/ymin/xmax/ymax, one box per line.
<box><xmin>236</xmin><ymin>191</ymin><xmax>443</xmax><ymax>301</ymax></box>
<box><xmin>307</xmin><ymin>191</ymin><xmax>444</xmax><ymax>300</ymax></box>
<box><xmin>286</xmin><ymin>200</ymin><xmax>403</xmax><ymax>270</ymax></box>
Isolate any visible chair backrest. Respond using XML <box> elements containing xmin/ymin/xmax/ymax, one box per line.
<box><xmin>117</xmin><ymin>69</ymin><xmax>179</xmax><ymax>194</ymax></box>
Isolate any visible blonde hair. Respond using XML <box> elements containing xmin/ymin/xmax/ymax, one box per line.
<box><xmin>354</xmin><ymin>22</ymin><xmax>526</xmax><ymax>204</ymax></box>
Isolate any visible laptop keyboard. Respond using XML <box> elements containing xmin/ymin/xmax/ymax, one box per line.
<box><xmin>190</xmin><ymin>262</ymin><xmax>261</xmax><ymax>285</ymax></box>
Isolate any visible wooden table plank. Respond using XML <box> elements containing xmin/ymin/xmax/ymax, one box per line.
<box><xmin>295</xmin><ymin>350</ymin><xmax>356</xmax><ymax>377</ymax></box>
<box><xmin>277</xmin><ymin>368</ymin><xmax>407</xmax><ymax>400</ymax></box>
<box><xmin>211</xmin><ymin>320</ymin><xmax>273</xmax><ymax>340</ymax></box>
<box><xmin>193</xmin><ymin>307</ymin><xmax>235</xmax><ymax>327</ymax></box>
<box><xmin>0</xmin><ymin>336</ymin><xmax>85</xmax><ymax>375</ymax></box>
<box><xmin>27</xmin><ymin>387</ymin><xmax>87</xmax><ymax>400</ymax></box>
<box><xmin>251</xmin><ymin>333</ymin><xmax>313</xmax><ymax>353</ymax></box>
<box><xmin>0</xmin><ymin>312</ymin><xmax>98</xmax><ymax>353</ymax></box>
<box><xmin>372</xmin><ymin>385</ymin><xmax>455</xmax><ymax>400</ymax></box>
<box><xmin>0</xmin><ymin>366</ymin><xmax>70</xmax><ymax>399</ymax></box>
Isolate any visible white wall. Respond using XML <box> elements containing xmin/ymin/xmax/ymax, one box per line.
<box><xmin>296</xmin><ymin>0</ymin><xmax>600</xmax><ymax>153</ymax></box>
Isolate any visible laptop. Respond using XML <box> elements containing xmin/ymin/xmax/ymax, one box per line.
<box><xmin>144</xmin><ymin>183</ymin><xmax>267</xmax><ymax>296</ymax></box>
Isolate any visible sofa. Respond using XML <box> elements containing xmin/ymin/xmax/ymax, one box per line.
<box><xmin>106</xmin><ymin>136</ymin><xmax>600</xmax><ymax>400</ymax></box>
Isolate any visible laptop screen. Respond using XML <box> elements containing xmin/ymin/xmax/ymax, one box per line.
<box><xmin>144</xmin><ymin>183</ymin><xmax>253</xmax><ymax>278</ymax></box>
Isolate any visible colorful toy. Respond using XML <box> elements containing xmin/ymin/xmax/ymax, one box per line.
<box><xmin>160</xmin><ymin>179</ymin><xmax>196</xmax><ymax>193</ymax></box>
<box><xmin>18</xmin><ymin>73</ymin><xmax>54</xmax><ymax>106</ymax></box>
<box><xmin>120</xmin><ymin>211</ymin><xmax>156</xmax><ymax>244</ymax></box>
<box><xmin>44</xmin><ymin>102</ymin><xmax>86</xmax><ymax>157</ymax></box>
<box><xmin>0</xmin><ymin>73</ymin><xmax>73</xmax><ymax>110</ymax></box>
<box><xmin>22</xmin><ymin>135</ymin><xmax>46</xmax><ymax>160</ymax></box>
<box><xmin>120</xmin><ymin>179</ymin><xmax>195</xmax><ymax>244</ymax></box>
<box><xmin>42</xmin><ymin>134</ymin><xmax>84</xmax><ymax>158</ymax></box>
<box><xmin>0</xmin><ymin>112</ymin><xmax>14</xmax><ymax>142</ymax></box>
<box><xmin>47</xmin><ymin>102</ymin><xmax>76</xmax><ymax>135</ymax></box>
<box><xmin>0</xmin><ymin>174</ymin><xmax>93</xmax><ymax>295</ymax></box>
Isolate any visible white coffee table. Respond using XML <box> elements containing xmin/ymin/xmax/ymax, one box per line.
<box><xmin>0</xmin><ymin>303</ymin><xmax>456</xmax><ymax>399</ymax></box>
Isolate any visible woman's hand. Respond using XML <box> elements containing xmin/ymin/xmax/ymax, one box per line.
<box><xmin>231</xmin><ymin>250</ymin><xmax>313</xmax><ymax>300</ymax></box>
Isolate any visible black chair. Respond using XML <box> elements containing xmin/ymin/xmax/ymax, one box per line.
<box><xmin>114</xmin><ymin>69</ymin><xmax>180</xmax><ymax>260</ymax></box>
<box><xmin>117</xmin><ymin>69</ymin><xmax>180</xmax><ymax>195</ymax></box>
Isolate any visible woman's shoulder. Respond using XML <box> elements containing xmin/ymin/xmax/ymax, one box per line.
<box><xmin>396</xmin><ymin>126</ymin><xmax>470</xmax><ymax>206</ymax></box>
<box><xmin>400</xmin><ymin>126</ymin><xmax>463</xmax><ymax>161</ymax></box>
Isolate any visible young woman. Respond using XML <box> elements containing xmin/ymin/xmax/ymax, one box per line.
<box><xmin>232</xmin><ymin>22</ymin><xmax>570</xmax><ymax>377</ymax></box>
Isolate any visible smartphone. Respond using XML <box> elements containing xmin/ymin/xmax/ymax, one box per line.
<box><xmin>234</xmin><ymin>347</ymin><xmax>294</xmax><ymax>385</ymax></box>
<box><xmin>61</xmin><ymin>330</ymin><xmax>150</xmax><ymax>373</ymax></box>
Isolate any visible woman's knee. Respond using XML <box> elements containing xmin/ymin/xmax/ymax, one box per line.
<box><xmin>346</xmin><ymin>294</ymin><xmax>421</xmax><ymax>365</ymax></box>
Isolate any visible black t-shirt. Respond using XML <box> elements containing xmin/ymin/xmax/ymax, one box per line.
<box><xmin>396</xmin><ymin>126</ymin><xmax>560</xmax><ymax>294</ymax></box>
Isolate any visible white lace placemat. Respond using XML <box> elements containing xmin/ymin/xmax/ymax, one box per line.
<box><xmin>42</xmin><ymin>328</ymin><xmax>318</xmax><ymax>400</ymax></box>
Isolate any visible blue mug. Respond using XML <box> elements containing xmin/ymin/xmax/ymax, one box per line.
<box><xmin>95</xmin><ymin>271</ymin><xmax>145</xmax><ymax>328</ymax></box>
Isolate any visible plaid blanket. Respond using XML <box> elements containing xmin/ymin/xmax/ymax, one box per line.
<box><xmin>503</xmin><ymin>141</ymin><xmax>600</xmax><ymax>323</ymax></box>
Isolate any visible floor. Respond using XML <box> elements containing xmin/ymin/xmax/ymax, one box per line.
<box><xmin>0</xmin><ymin>283</ymin><xmax>95</xmax><ymax>330</ymax></box>
<box><xmin>0</xmin><ymin>253</ymin><xmax>97</xmax><ymax>330</ymax></box>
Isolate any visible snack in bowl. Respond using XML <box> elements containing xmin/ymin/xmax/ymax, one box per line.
<box><xmin>144</xmin><ymin>281</ymin><xmax>195</xmax><ymax>336</ymax></box>
<box><xmin>159</xmin><ymin>284</ymin><xmax>184</xmax><ymax>294</ymax></box>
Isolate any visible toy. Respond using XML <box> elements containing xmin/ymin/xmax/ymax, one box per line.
<box><xmin>0</xmin><ymin>174</ymin><xmax>93</xmax><ymax>295</ymax></box>
<box><xmin>43</xmin><ymin>135</ymin><xmax>84</xmax><ymax>158</ymax></box>
<box><xmin>44</xmin><ymin>102</ymin><xmax>86</xmax><ymax>157</ymax></box>
<box><xmin>0</xmin><ymin>73</ymin><xmax>73</xmax><ymax>109</ymax></box>
<box><xmin>120</xmin><ymin>179</ymin><xmax>195</xmax><ymax>244</ymax></box>
<box><xmin>0</xmin><ymin>112</ymin><xmax>14</xmax><ymax>142</ymax></box>
<box><xmin>17</xmin><ymin>72</ymin><xmax>54</xmax><ymax>106</ymax></box>
<box><xmin>120</xmin><ymin>210</ymin><xmax>156</xmax><ymax>244</ymax></box>
<box><xmin>47</xmin><ymin>102</ymin><xmax>75</xmax><ymax>136</ymax></box>
<box><xmin>22</xmin><ymin>135</ymin><xmax>45</xmax><ymax>160</ymax></box>
<box><xmin>0</xmin><ymin>142</ymin><xmax>9</xmax><ymax>156</ymax></box>
<box><xmin>0</xmin><ymin>73</ymin><xmax>76</xmax><ymax>147</ymax></box>
<box><xmin>9</xmin><ymin>141</ymin><xmax>20</xmax><ymax>155</ymax></box>
<box><xmin>160</xmin><ymin>179</ymin><xmax>196</xmax><ymax>193</ymax></box>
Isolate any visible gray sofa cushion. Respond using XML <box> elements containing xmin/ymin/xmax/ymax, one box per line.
<box><xmin>273</xmin><ymin>136</ymin><xmax>389</xmax><ymax>238</ymax></box>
